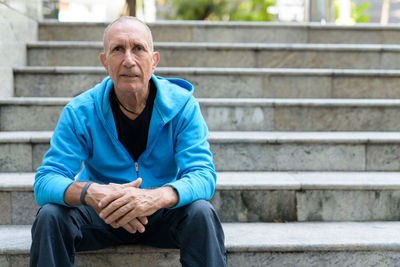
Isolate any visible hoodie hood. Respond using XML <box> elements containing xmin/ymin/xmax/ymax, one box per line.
<box><xmin>92</xmin><ymin>74</ymin><xmax>194</xmax><ymax>130</ymax></box>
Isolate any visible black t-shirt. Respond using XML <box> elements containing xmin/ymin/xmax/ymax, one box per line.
<box><xmin>109</xmin><ymin>81</ymin><xmax>156</xmax><ymax>162</ymax></box>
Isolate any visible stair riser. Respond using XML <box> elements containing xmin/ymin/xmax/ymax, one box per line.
<box><xmin>3</xmin><ymin>104</ymin><xmax>400</xmax><ymax>131</ymax></box>
<box><xmin>0</xmin><ymin>253</ymin><xmax>181</xmax><ymax>267</ymax></box>
<box><xmin>3</xmin><ymin>189</ymin><xmax>400</xmax><ymax>225</ymax></box>
<box><xmin>15</xmin><ymin>71</ymin><xmax>400</xmax><ymax>99</ymax></box>
<box><xmin>3</xmin><ymin>250</ymin><xmax>400</xmax><ymax>267</ymax></box>
<box><xmin>228</xmin><ymin>251</ymin><xmax>400</xmax><ymax>267</ymax></box>
<box><xmin>39</xmin><ymin>24</ymin><xmax>400</xmax><ymax>44</ymax></box>
<box><xmin>27</xmin><ymin>46</ymin><xmax>400</xmax><ymax>69</ymax></box>
<box><xmin>1</xmin><ymin>142</ymin><xmax>399</xmax><ymax>172</ymax></box>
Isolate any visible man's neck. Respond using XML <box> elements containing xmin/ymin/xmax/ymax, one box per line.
<box><xmin>114</xmin><ymin>84</ymin><xmax>150</xmax><ymax>120</ymax></box>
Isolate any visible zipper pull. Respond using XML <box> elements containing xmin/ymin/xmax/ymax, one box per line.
<box><xmin>135</xmin><ymin>162</ymin><xmax>139</xmax><ymax>178</ymax></box>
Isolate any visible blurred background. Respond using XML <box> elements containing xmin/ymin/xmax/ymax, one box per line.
<box><xmin>0</xmin><ymin>0</ymin><xmax>399</xmax><ymax>24</ymax></box>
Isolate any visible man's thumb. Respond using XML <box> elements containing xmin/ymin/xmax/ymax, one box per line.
<box><xmin>124</xmin><ymin>177</ymin><xmax>142</xmax><ymax>188</ymax></box>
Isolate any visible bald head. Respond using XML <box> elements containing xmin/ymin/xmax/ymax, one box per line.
<box><xmin>103</xmin><ymin>16</ymin><xmax>154</xmax><ymax>54</ymax></box>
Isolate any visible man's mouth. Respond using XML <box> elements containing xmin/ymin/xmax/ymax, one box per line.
<box><xmin>121</xmin><ymin>74</ymin><xmax>139</xmax><ymax>78</ymax></box>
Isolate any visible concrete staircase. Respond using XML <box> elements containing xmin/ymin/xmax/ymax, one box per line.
<box><xmin>2</xmin><ymin>21</ymin><xmax>400</xmax><ymax>266</ymax></box>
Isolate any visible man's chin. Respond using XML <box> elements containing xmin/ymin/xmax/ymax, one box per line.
<box><xmin>115</xmin><ymin>84</ymin><xmax>146</xmax><ymax>94</ymax></box>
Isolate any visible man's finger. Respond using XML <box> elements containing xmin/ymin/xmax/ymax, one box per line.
<box><xmin>138</xmin><ymin>216</ymin><xmax>148</xmax><ymax>225</ymax></box>
<box><xmin>98</xmin><ymin>190</ymin><xmax>125</xmax><ymax>209</ymax></box>
<box><xmin>120</xmin><ymin>216</ymin><xmax>145</xmax><ymax>233</ymax></box>
<box><xmin>122</xmin><ymin>178</ymin><xmax>142</xmax><ymax>188</ymax></box>
<box><xmin>122</xmin><ymin>222</ymin><xmax>137</xmax><ymax>234</ymax></box>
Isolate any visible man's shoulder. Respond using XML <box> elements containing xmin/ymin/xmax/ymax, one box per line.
<box><xmin>66</xmin><ymin>90</ymin><xmax>95</xmax><ymax>112</ymax></box>
<box><xmin>66</xmin><ymin>77</ymin><xmax>109</xmax><ymax>112</ymax></box>
<box><xmin>154</xmin><ymin>75</ymin><xmax>193</xmax><ymax>95</ymax></box>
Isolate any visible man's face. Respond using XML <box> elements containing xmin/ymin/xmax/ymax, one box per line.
<box><xmin>100</xmin><ymin>20</ymin><xmax>159</xmax><ymax>95</ymax></box>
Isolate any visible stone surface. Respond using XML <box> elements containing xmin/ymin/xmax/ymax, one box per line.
<box><xmin>157</xmin><ymin>46</ymin><xmax>256</xmax><ymax>68</ymax></box>
<box><xmin>32</xmin><ymin>144</ymin><xmax>49</xmax><ymax>171</ymax></box>
<box><xmin>14</xmin><ymin>67</ymin><xmax>400</xmax><ymax>99</ymax></box>
<box><xmin>332</xmin><ymin>76</ymin><xmax>400</xmax><ymax>99</ymax></box>
<box><xmin>191</xmin><ymin>27</ymin><xmax>307</xmax><ymax>43</ymax></box>
<box><xmin>265</xmin><ymin>75</ymin><xmax>332</xmax><ymax>98</ymax></box>
<box><xmin>0</xmin><ymin>192</ymin><xmax>11</xmax><ymax>224</ymax></box>
<box><xmin>0</xmin><ymin>3</ymin><xmax>37</xmax><ymax>97</ymax></box>
<box><xmin>0</xmin><ymin>105</ymin><xmax>63</xmax><ymax>131</ymax></box>
<box><xmin>0</xmin><ymin>144</ymin><xmax>32</xmax><ymax>172</ymax></box>
<box><xmin>367</xmin><ymin>145</ymin><xmax>400</xmax><ymax>171</ymax></box>
<box><xmin>38</xmin><ymin>21</ymin><xmax>400</xmax><ymax>44</ymax></box>
<box><xmin>274</xmin><ymin>106</ymin><xmax>400</xmax><ymax>131</ymax></box>
<box><xmin>257</xmin><ymin>50</ymin><xmax>381</xmax><ymax>69</ymax></box>
<box><xmin>14</xmin><ymin>72</ymin><xmax>105</xmax><ymax>97</ymax></box>
<box><xmin>297</xmin><ymin>190</ymin><xmax>400</xmax><ymax>221</ymax></box>
<box><xmin>4</xmin><ymin>171</ymin><xmax>400</xmax><ymax>224</ymax></box>
<box><xmin>211</xmin><ymin>143</ymin><xmax>365</xmax><ymax>171</ymax></box>
<box><xmin>308</xmin><ymin>29</ymin><xmax>382</xmax><ymax>44</ymax></box>
<box><xmin>28</xmin><ymin>45</ymin><xmax>103</xmax><ymax>67</ymax></box>
<box><xmin>7</xmin><ymin>98</ymin><xmax>400</xmax><ymax>131</ymax></box>
<box><xmin>202</xmin><ymin>106</ymin><xmax>274</xmax><ymax>131</ymax></box>
<box><xmin>228</xmin><ymin>251</ymin><xmax>400</xmax><ymax>267</ymax></box>
<box><xmin>28</xmin><ymin>43</ymin><xmax>400</xmax><ymax>69</ymax></box>
<box><xmin>211</xmin><ymin>190</ymin><xmax>296</xmax><ymax>222</ymax></box>
<box><xmin>4</xmin><ymin>131</ymin><xmax>400</xmax><ymax>172</ymax></box>
<box><xmin>11</xmin><ymin>192</ymin><xmax>38</xmax><ymax>225</ymax></box>
<box><xmin>10</xmin><ymin>221</ymin><xmax>400</xmax><ymax>253</ymax></box>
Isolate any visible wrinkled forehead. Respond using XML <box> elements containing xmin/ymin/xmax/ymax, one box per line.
<box><xmin>103</xmin><ymin>19</ymin><xmax>153</xmax><ymax>51</ymax></box>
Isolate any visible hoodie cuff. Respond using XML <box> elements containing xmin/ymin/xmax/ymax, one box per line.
<box><xmin>165</xmin><ymin>180</ymin><xmax>193</xmax><ymax>209</ymax></box>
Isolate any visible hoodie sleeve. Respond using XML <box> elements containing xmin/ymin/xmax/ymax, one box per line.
<box><xmin>34</xmin><ymin>105</ymin><xmax>90</xmax><ymax>206</ymax></box>
<box><xmin>166</xmin><ymin>97</ymin><xmax>216</xmax><ymax>208</ymax></box>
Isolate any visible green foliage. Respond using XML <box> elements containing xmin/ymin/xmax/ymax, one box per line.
<box><xmin>334</xmin><ymin>0</ymin><xmax>371</xmax><ymax>24</ymax></box>
<box><xmin>351</xmin><ymin>2</ymin><xmax>370</xmax><ymax>23</ymax></box>
<box><xmin>230</xmin><ymin>0</ymin><xmax>276</xmax><ymax>21</ymax></box>
<box><xmin>165</xmin><ymin>0</ymin><xmax>228</xmax><ymax>20</ymax></box>
<box><xmin>164</xmin><ymin>0</ymin><xmax>276</xmax><ymax>21</ymax></box>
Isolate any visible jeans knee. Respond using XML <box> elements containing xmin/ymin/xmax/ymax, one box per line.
<box><xmin>34</xmin><ymin>204</ymin><xmax>71</xmax><ymax>229</ymax></box>
<box><xmin>185</xmin><ymin>200</ymin><xmax>216</xmax><ymax>224</ymax></box>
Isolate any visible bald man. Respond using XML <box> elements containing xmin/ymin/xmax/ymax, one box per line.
<box><xmin>30</xmin><ymin>17</ymin><xmax>226</xmax><ymax>267</ymax></box>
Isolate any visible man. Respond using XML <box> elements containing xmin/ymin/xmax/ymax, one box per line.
<box><xmin>30</xmin><ymin>16</ymin><xmax>226</xmax><ymax>267</ymax></box>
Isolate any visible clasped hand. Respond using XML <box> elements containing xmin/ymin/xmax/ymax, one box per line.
<box><xmin>87</xmin><ymin>178</ymin><xmax>158</xmax><ymax>234</ymax></box>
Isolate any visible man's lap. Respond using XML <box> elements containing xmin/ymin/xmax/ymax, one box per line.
<box><xmin>33</xmin><ymin>199</ymin><xmax>216</xmax><ymax>252</ymax></box>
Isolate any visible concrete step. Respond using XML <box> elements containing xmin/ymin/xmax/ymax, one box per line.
<box><xmin>2</xmin><ymin>172</ymin><xmax>400</xmax><ymax>225</ymax></box>
<box><xmin>39</xmin><ymin>20</ymin><xmax>400</xmax><ymax>44</ymax></box>
<box><xmin>14</xmin><ymin>67</ymin><xmax>400</xmax><ymax>99</ymax></box>
<box><xmin>27</xmin><ymin>42</ymin><xmax>400</xmax><ymax>69</ymax></box>
<box><xmin>4</xmin><ymin>97</ymin><xmax>400</xmax><ymax>131</ymax></box>
<box><xmin>1</xmin><ymin>131</ymin><xmax>400</xmax><ymax>172</ymax></box>
<box><xmin>3</xmin><ymin>222</ymin><xmax>400</xmax><ymax>266</ymax></box>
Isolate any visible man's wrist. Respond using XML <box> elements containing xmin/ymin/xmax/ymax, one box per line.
<box><xmin>157</xmin><ymin>186</ymin><xmax>178</xmax><ymax>209</ymax></box>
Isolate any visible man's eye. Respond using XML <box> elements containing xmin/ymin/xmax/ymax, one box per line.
<box><xmin>113</xmin><ymin>46</ymin><xmax>122</xmax><ymax>52</ymax></box>
<box><xmin>134</xmin><ymin>46</ymin><xmax>143</xmax><ymax>51</ymax></box>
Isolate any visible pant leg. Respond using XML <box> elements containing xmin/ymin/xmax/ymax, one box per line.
<box><xmin>140</xmin><ymin>200</ymin><xmax>227</xmax><ymax>267</ymax></box>
<box><xmin>29</xmin><ymin>203</ymin><xmax>139</xmax><ymax>267</ymax></box>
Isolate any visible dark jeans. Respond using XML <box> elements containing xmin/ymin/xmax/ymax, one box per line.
<box><xmin>30</xmin><ymin>200</ymin><xmax>226</xmax><ymax>267</ymax></box>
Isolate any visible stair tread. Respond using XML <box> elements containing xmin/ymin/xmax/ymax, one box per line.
<box><xmin>2</xmin><ymin>171</ymin><xmax>400</xmax><ymax>191</ymax></box>
<box><xmin>26</xmin><ymin>41</ymin><xmax>400</xmax><ymax>51</ymax></box>
<box><xmin>16</xmin><ymin>66</ymin><xmax>400</xmax><ymax>76</ymax></box>
<box><xmin>5</xmin><ymin>97</ymin><xmax>400</xmax><ymax>107</ymax></box>
<box><xmin>2</xmin><ymin>131</ymin><xmax>400</xmax><ymax>143</ymax></box>
<box><xmin>3</xmin><ymin>222</ymin><xmax>400</xmax><ymax>254</ymax></box>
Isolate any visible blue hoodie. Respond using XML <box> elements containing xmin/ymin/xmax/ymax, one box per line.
<box><xmin>34</xmin><ymin>75</ymin><xmax>216</xmax><ymax>208</ymax></box>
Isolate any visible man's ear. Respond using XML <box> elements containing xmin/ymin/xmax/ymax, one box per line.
<box><xmin>152</xmin><ymin>51</ymin><xmax>160</xmax><ymax>70</ymax></box>
<box><xmin>99</xmin><ymin>52</ymin><xmax>107</xmax><ymax>68</ymax></box>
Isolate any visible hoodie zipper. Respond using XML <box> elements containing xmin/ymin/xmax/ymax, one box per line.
<box><xmin>135</xmin><ymin>162</ymin><xmax>139</xmax><ymax>179</ymax></box>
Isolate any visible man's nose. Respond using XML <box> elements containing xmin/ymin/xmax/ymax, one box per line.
<box><xmin>123</xmin><ymin>50</ymin><xmax>136</xmax><ymax>67</ymax></box>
